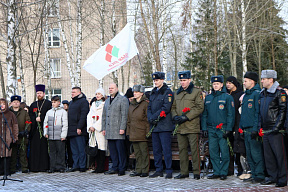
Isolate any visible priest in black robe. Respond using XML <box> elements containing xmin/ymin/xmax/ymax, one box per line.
<box><xmin>29</xmin><ymin>84</ymin><xmax>52</xmax><ymax>172</ymax></box>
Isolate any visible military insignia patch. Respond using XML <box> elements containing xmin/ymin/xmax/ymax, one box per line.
<box><xmin>258</xmin><ymin>100</ymin><xmax>260</xmax><ymax>104</ymax></box>
<box><xmin>248</xmin><ymin>103</ymin><xmax>252</xmax><ymax>108</ymax></box>
<box><xmin>231</xmin><ymin>102</ymin><xmax>234</xmax><ymax>107</ymax></box>
<box><xmin>200</xmin><ymin>95</ymin><xmax>203</xmax><ymax>100</ymax></box>
<box><xmin>248</xmin><ymin>99</ymin><xmax>253</xmax><ymax>101</ymax></box>
<box><xmin>281</xmin><ymin>96</ymin><xmax>286</xmax><ymax>102</ymax></box>
<box><xmin>168</xmin><ymin>97</ymin><xmax>172</xmax><ymax>102</ymax></box>
<box><xmin>219</xmin><ymin>104</ymin><xmax>224</xmax><ymax>110</ymax></box>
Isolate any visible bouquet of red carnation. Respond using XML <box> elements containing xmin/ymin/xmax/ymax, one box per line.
<box><xmin>216</xmin><ymin>123</ymin><xmax>234</xmax><ymax>156</ymax></box>
<box><xmin>173</xmin><ymin>107</ymin><xmax>191</xmax><ymax>136</ymax></box>
<box><xmin>20</xmin><ymin>121</ymin><xmax>32</xmax><ymax>150</ymax></box>
<box><xmin>33</xmin><ymin>108</ymin><xmax>43</xmax><ymax>139</ymax></box>
<box><xmin>146</xmin><ymin>111</ymin><xmax>166</xmax><ymax>138</ymax></box>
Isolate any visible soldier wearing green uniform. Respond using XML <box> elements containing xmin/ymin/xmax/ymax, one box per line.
<box><xmin>202</xmin><ymin>75</ymin><xmax>235</xmax><ymax>180</ymax></box>
<box><xmin>240</xmin><ymin>72</ymin><xmax>265</xmax><ymax>183</ymax></box>
<box><xmin>171</xmin><ymin>71</ymin><xmax>204</xmax><ymax>180</ymax></box>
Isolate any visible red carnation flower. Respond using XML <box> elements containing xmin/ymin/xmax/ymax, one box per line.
<box><xmin>45</xmin><ymin>125</ymin><xmax>48</xmax><ymax>128</ymax></box>
<box><xmin>160</xmin><ymin>111</ymin><xmax>166</xmax><ymax>117</ymax></box>
<box><xmin>238</xmin><ymin>128</ymin><xmax>243</xmax><ymax>134</ymax></box>
<box><xmin>96</xmin><ymin>116</ymin><xmax>99</xmax><ymax>121</ymax></box>
<box><xmin>216</xmin><ymin>123</ymin><xmax>223</xmax><ymax>129</ymax></box>
<box><xmin>259</xmin><ymin>128</ymin><xmax>264</xmax><ymax>137</ymax></box>
<box><xmin>92</xmin><ymin>116</ymin><xmax>95</xmax><ymax>119</ymax></box>
<box><xmin>33</xmin><ymin>108</ymin><xmax>38</xmax><ymax>113</ymax></box>
<box><xmin>182</xmin><ymin>107</ymin><xmax>191</xmax><ymax>113</ymax></box>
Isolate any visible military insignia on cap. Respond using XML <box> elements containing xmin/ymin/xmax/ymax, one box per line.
<box><xmin>219</xmin><ymin>104</ymin><xmax>224</xmax><ymax>110</ymax></box>
<box><xmin>215</xmin><ymin>78</ymin><xmax>217</xmax><ymax>80</ymax></box>
<box><xmin>15</xmin><ymin>97</ymin><xmax>17</xmax><ymax>99</ymax></box>
<box><xmin>153</xmin><ymin>75</ymin><xmax>155</xmax><ymax>78</ymax></box>
<box><xmin>248</xmin><ymin>103</ymin><xmax>252</xmax><ymax>108</ymax></box>
<box><xmin>281</xmin><ymin>96</ymin><xmax>286</xmax><ymax>102</ymax></box>
<box><xmin>181</xmin><ymin>75</ymin><xmax>183</xmax><ymax>77</ymax></box>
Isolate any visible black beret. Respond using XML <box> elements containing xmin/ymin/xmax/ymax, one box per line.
<box><xmin>211</xmin><ymin>75</ymin><xmax>224</xmax><ymax>83</ymax></box>
<box><xmin>11</xmin><ymin>95</ymin><xmax>21</xmax><ymax>102</ymax></box>
<box><xmin>178</xmin><ymin>71</ymin><xmax>191</xmax><ymax>79</ymax></box>
<box><xmin>152</xmin><ymin>72</ymin><xmax>165</xmax><ymax>80</ymax></box>
<box><xmin>244</xmin><ymin>72</ymin><xmax>258</xmax><ymax>82</ymax></box>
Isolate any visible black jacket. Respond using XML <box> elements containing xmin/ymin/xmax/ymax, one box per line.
<box><xmin>259</xmin><ymin>82</ymin><xmax>287</xmax><ymax>131</ymax></box>
<box><xmin>68</xmin><ymin>93</ymin><xmax>89</xmax><ymax>137</ymax></box>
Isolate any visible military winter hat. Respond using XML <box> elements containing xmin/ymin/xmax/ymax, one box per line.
<box><xmin>133</xmin><ymin>85</ymin><xmax>145</xmax><ymax>93</ymax></box>
<box><xmin>11</xmin><ymin>95</ymin><xmax>21</xmax><ymax>102</ymax></box>
<box><xmin>178</xmin><ymin>71</ymin><xmax>191</xmax><ymax>79</ymax></box>
<box><xmin>35</xmin><ymin>84</ymin><xmax>45</xmax><ymax>92</ymax></box>
<box><xmin>244</xmin><ymin>72</ymin><xmax>258</xmax><ymax>82</ymax></box>
<box><xmin>211</xmin><ymin>75</ymin><xmax>224</xmax><ymax>83</ymax></box>
<box><xmin>261</xmin><ymin>70</ymin><xmax>277</xmax><ymax>79</ymax></box>
<box><xmin>152</xmin><ymin>72</ymin><xmax>165</xmax><ymax>80</ymax></box>
<box><xmin>226</xmin><ymin>76</ymin><xmax>238</xmax><ymax>86</ymax></box>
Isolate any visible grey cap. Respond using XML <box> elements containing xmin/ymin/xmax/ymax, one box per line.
<box><xmin>261</xmin><ymin>70</ymin><xmax>277</xmax><ymax>79</ymax></box>
<box><xmin>132</xmin><ymin>85</ymin><xmax>145</xmax><ymax>93</ymax></box>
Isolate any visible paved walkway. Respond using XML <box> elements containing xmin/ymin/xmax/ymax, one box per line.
<box><xmin>0</xmin><ymin>171</ymin><xmax>287</xmax><ymax>192</ymax></box>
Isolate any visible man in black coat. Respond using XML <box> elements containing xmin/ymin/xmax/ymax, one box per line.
<box><xmin>29</xmin><ymin>84</ymin><xmax>52</xmax><ymax>172</ymax></box>
<box><xmin>67</xmin><ymin>87</ymin><xmax>89</xmax><ymax>172</ymax></box>
<box><xmin>226</xmin><ymin>76</ymin><xmax>245</xmax><ymax>177</ymax></box>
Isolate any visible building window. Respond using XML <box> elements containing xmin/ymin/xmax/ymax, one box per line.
<box><xmin>48</xmin><ymin>28</ymin><xmax>60</xmax><ymax>47</ymax></box>
<box><xmin>50</xmin><ymin>58</ymin><xmax>61</xmax><ymax>78</ymax></box>
<box><xmin>45</xmin><ymin>89</ymin><xmax>62</xmax><ymax>101</ymax></box>
<box><xmin>47</xmin><ymin>0</ymin><xmax>58</xmax><ymax>17</ymax></box>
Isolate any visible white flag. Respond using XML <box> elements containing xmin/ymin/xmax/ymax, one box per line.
<box><xmin>83</xmin><ymin>24</ymin><xmax>139</xmax><ymax>80</ymax></box>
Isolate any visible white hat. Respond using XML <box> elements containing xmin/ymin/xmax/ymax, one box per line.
<box><xmin>95</xmin><ymin>87</ymin><xmax>105</xmax><ymax>97</ymax></box>
<box><xmin>261</xmin><ymin>70</ymin><xmax>277</xmax><ymax>79</ymax></box>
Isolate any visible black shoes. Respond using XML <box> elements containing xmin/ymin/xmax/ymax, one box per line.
<box><xmin>243</xmin><ymin>177</ymin><xmax>254</xmax><ymax>182</ymax></box>
<box><xmin>165</xmin><ymin>173</ymin><xmax>172</xmax><ymax>179</ymax></box>
<box><xmin>194</xmin><ymin>174</ymin><xmax>200</xmax><ymax>180</ymax></box>
<box><xmin>207</xmin><ymin>174</ymin><xmax>220</xmax><ymax>179</ymax></box>
<box><xmin>275</xmin><ymin>183</ymin><xmax>287</xmax><ymax>187</ymax></box>
<box><xmin>59</xmin><ymin>169</ymin><xmax>66</xmax><ymax>173</ymax></box>
<box><xmin>140</xmin><ymin>173</ymin><xmax>149</xmax><ymax>177</ymax></box>
<box><xmin>130</xmin><ymin>172</ymin><xmax>141</xmax><ymax>177</ymax></box>
<box><xmin>149</xmin><ymin>172</ymin><xmax>163</xmax><ymax>178</ymax></box>
<box><xmin>251</xmin><ymin>178</ymin><xmax>264</xmax><ymax>184</ymax></box>
<box><xmin>220</xmin><ymin>175</ymin><xmax>227</xmax><ymax>180</ymax></box>
<box><xmin>92</xmin><ymin>170</ymin><xmax>105</xmax><ymax>174</ymax></box>
<box><xmin>174</xmin><ymin>174</ymin><xmax>189</xmax><ymax>179</ymax></box>
<box><xmin>79</xmin><ymin>168</ymin><xmax>86</xmax><ymax>172</ymax></box>
<box><xmin>104</xmin><ymin>170</ymin><xmax>118</xmax><ymax>175</ymax></box>
<box><xmin>48</xmin><ymin>170</ymin><xmax>54</xmax><ymax>173</ymax></box>
<box><xmin>22</xmin><ymin>170</ymin><xmax>29</xmax><ymax>173</ymax></box>
<box><xmin>118</xmin><ymin>171</ymin><xmax>125</xmax><ymax>176</ymax></box>
<box><xmin>261</xmin><ymin>179</ymin><xmax>276</xmax><ymax>185</ymax></box>
<box><xmin>67</xmin><ymin>168</ymin><xmax>79</xmax><ymax>172</ymax></box>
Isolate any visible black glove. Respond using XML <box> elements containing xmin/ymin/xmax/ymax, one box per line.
<box><xmin>175</xmin><ymin>115</ymin><xmax>189</xmax><ymax>125</ymax></box>
<box><xmin>151</xmin><ymin>120</ymin><xmax>158</xmax><ymax>126</ymax></box>
<box><xmin>24</xmin><ymin>130</ymin><xmax>29</xmax><ymax>139</ymax></box>
<box><xmin>240</xmin><ymin>133</ymin><xmax>244</xmax><ymax>140</ymax></box>
<box><xmin>18</xmin><ymin>131</ymin><xmax>25</xmax><ymax>138</ymax></box>
<box><xmin>172</xmin><ymin>116</ymin><xmax>180</xmax><ymax>123</ymax></box>
<box><xmin>203</xmin><ymin>130</ymin><xmax>208</xmax><ymax>138</ymax></box>
<box><xmin>251</xmin><ymin>131</ymin><xmax>258</xmax><ymax>140</ymax></box>
<box><xmin>222</xmin><ymin>131</ymin><xmax>230</xmax><ymax>139</ymax></box>
<box><xmin>126</xmin><ymin>135</ymin><xmax>129</xmax><ymax>141</ymax></box>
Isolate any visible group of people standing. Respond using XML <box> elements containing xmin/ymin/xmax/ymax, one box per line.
<box><xmin>0</xmin><ymin>69</ymin><xmax>287</xmax><ymax>188</ymax></box>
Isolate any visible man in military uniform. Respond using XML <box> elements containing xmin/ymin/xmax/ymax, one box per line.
<box><xmin>171</xmin><ymin>71</ymin><xmax>204</xmax><ymax>179</ymax></box>
<box><xmin>259</xmin><ymin>70</ymin><xmax>287</xmax><ymax>187</ymax></box>
<box><xmin>147</xmin><ymin>72</ymin><xmax>174</xmax><ymax>179</ymax></box>
<box><xmin>240</xmin><ymin>72</ymin><xmax>265</xmax><ymax>183</ymax></box>
<box><xmin>202</xmin><ymin>75</ymin><xmax>235</xmax><ymax>180</ymax></box>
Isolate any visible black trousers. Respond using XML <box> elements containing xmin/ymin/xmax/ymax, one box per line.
<box><xmin>263</xmin><ymin>132</ymin><xmax>287</xmax><ymax>184</ymax></box>
<box><xmin>49</xmin><ymin>140</ymin><xmax>66</xmax><ymax>171</ymax></box>
<box><xmin>95</xmin><ymin>150</ymin><xmax>106</xmax><ymax>172</ymax></box>
<box><xmin>0</xmin><ymin>157</ymin><xmax>10</xmax><ymax>175</ymax></box>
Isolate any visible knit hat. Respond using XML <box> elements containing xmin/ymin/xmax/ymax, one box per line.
<box><xmin>226</xmin><ymin>76</ymin><xmax>239</xmax><ymax>86</ymax></box>
<box><xmin>211</xmin><ymin>75</ymin><xmax>224</xmax><ymax>83</ymax></box>
<box><xmin>124</xmin><ymin>87</ymin><xmax>134</xmax><ymax>98</ymax></box>
<box><xmin>261</xmin><ymin>70</ymin><xmax>277</xmax><ymax>79</ymax></box>
<box><xmin>244</xmin><ymin>72</ymin><xmax>258</xmax><ymax>82</ymax></box>
<box><xmin>95</xmin><ymin>87</ymin><xmax>105</xmax><ymax>97</ymax></box>
<box><xmin>62</xmin><ymin>100</ymin><xmax>69</xmax><ymax>105</ymax></box>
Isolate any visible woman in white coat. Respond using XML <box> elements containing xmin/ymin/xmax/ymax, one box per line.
<box><xmin>87</xmin><ymin>88</ymin><xmax>108</xmax><ymax>173</ymax></box>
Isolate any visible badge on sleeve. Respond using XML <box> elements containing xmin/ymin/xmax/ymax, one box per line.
<box><xmin>231</xmin><ymin>101</ymin><xmax>234</xmax><ymax>108</ymax></box>
<box><xmin>281</xmin><ymin>96</ymin><xmax>286</xmax><ymax>102</ymax></box>
<box><xmin>168</xmin><ymin>94</ymin><xmax>172</xmax><ymax>102</ymax></box>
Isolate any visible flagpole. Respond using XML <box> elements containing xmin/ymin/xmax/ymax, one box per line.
<box><xmin>137</xmin><ymin>53</ymin><xmax>147</xmax><ymax>86</ymax></box>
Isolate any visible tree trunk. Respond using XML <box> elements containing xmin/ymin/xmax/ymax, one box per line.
<box><xmin>213</xmin><ymin>0</ymin><xmax>218</xmax><ymax>75</ymax></box>
<box><xmin>6</xmin><ymin>0</ymin><xmax>17</xmax><ymax>99</ymax></box>
<box><xmin>241</xmin><ymin>0</ymin><xmax>247</xmax><ymax>76</ymax></box>
<box><xmin>0</xmin><ymin>59</ymin><xmax>6</xmax><ymax>99</ymax></box>
<box><xmin>75</xmin><ymin>0</ymin><xmax>83</xmax><ymax>87</ymax></box>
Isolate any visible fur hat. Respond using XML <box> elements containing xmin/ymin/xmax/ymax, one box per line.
<box><xmin>11</xmin><ymin>95</ymin><xmax>21</xmax><ymax>102</ymax></box>
<box><xmin>261</xmin><ymin>70</ymin><xmax>277</xmax><ymax>79</ymax></box>
<box><xmin>133</xmin><ymin>85</ymin><xmax>145</xmax><ymax>93</ymax></box>
<box><xmin>178</xmin><ymin>71</ymin><xmax>191</xmax><ymax>79</ymax></box>
<box><xmin>211</xmin><ymin>75</ymin><xmax>224</xmax><ymax>83</ymax></box>
<box><xmin>152</xmin><ymin>72</ymin><xmax>165</xmax><ymax>80</ymax></box>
